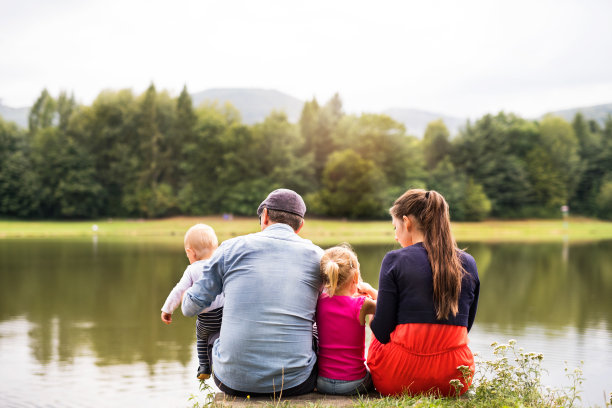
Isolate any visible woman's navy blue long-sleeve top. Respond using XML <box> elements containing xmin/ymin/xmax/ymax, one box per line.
<box><xmin>370</xmin><ymin>242</ymin><xmax>479</xmax><ymax>344</ymax></box>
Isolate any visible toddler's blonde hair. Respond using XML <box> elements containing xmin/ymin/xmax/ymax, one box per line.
<box><xmin>320</xmin><ymin>244</ymin><xmax>360</xmax><ymax>297</ymax></box>
<box><xmin>184</xmin><ymin>224</ymin><xmax>218</xmax><ymax>260</ymax></box>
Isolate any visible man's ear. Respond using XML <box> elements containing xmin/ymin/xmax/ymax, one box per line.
<box><xmin>260</xmin><ymin>207</ymin><xmax>270</xmax><ymax>230</ymax></box>
<box><xmin>295</xmin><ymin>218</ymin><xmax>304</xmax><ymax>234</ymax></box>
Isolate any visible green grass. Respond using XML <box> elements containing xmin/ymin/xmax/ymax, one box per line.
<box><xmin>1</xmin><ymin>216</ymin><xmax>612</xmax><ymax>246</ymax></box>
<box><xmin>189</xmin><ymin>340</ymin><xmax>598</xmax><ymax>408</ymax></box>
<box><xmin>190</xmin><ymin>340</ymin><xmax>596</xmax><ymax>408</ymax></box>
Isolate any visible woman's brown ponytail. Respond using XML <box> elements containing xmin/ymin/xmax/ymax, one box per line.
<box><xmin>390</xmin><ymin>189</ymin><xmax>464</xmax><ymax>320</ymax></box>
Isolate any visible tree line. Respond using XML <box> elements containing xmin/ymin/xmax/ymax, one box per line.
<box><xmin>1</xmin><ymin>85</ymin><xmax>612</xmax><ymax>221</ymax></box>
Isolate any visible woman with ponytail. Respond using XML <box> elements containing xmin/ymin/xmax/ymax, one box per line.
<box><xmin>367</xmin><ymin>189</ymin><xmax>479</xmax><ymax>396</ymax></box>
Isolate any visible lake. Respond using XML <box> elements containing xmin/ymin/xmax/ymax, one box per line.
<box><xmin>0</xmin><ymin>237</ymin><xmax>611</xmax><ymax>407</ymax></box>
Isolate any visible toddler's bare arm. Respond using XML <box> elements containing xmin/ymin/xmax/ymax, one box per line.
<box><xmin>359</xmin><ymin>298</ymin><xmax>377</xmax><ymax>325</ymax></box>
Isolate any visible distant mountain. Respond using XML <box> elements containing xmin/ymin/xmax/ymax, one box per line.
<box><xmin>190</xmin><ymin>88</ymin><xmax>304</xmax><ymax>124</ymax></box>
<box><xmin>0</xmin><ymin>102</ymin><xmax>29</xmax><ymax>128</ymax></box>
<box><xmin>4</xmin><ymin>89</ymin><xmax>611</xmax><ymax>135</ymax></box>
<box><xmin>382</xmin><ymin>108</ymin><xmax>465</xmax><ymax>138</ymax></box>
<box><xmin>545</xmin><ymin>103</ymin><xmax>612</xmax><ymax>125</ymax></box>
<box><xmin>189</xmin><ymin>89</ymin><xmax>467</xmax><ymax>137</ymax></box>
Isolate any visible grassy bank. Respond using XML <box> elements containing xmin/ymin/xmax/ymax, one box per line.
<box><xmin>1</xmin><ymin>216</ymin><xmax>612</xmax><ymax>246</ymax></box>
<box><xmin>190</xmin><ymin>340</ymin><xmax>597</xmax><ymax>408</ymax></box>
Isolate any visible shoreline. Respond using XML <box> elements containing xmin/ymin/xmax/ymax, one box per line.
<box><xmin>1</xmin><ymin>216</ymin><xmax>612</xmax><ymax>246</ymax></box>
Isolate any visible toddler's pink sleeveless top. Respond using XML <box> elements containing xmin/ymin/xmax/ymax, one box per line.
<box><xmin>316</xmin><ymin>293</ymin><xmax>367</xmax><ymax>381</ymax></box>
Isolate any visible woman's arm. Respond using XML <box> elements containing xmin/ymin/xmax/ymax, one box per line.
<box><xmin>357</xmin><ymin>281</ymin><xmax>378</xmax><ymax>300</ymax></box>
<box><xmin>467</xmin><ymin>265</ymin><xmax>479</xmax><ymax>332</ymax></box>
<box><xmin>464</xmin><ymin>254</ymin><xmax>479</xmax><ymax>332</ymax></box>
<box><xmin>369</xmin><ymin>254</ymin><xmax>399</xmax><ymax>344</ymax></box>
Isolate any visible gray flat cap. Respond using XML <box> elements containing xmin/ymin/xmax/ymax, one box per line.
<box><xmin>257</xmin><ymin>189</ymin><xmax>306</xmax><ymax>218</ymax></box>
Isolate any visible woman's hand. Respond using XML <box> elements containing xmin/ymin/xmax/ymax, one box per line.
<box><xmin>357</xmin><ymin>281</ymin><xmax>378</xmax><ymax>300</ymax></box>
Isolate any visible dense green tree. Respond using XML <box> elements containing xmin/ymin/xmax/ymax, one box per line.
<box><xmin>171</xmin><ymin>85</ymin><xmax>197</xmax><ymax>188</ymax></box>
<box><xmin>595</xmin><ymin>118</ymin><xmax>612</xmax><ymax>219</ymax></box>
<box><xmin>570</xmin><ymin>113</ymin><xmax>605</xmax><ymax>215</ymax></box>
<box><xmin>0</xmin><ymin>118</ymin><xmax>40</xmax><ymax>216</ymax></box>
<box><xmin>250</xmin><ymin>111</ymin><xmax>314</xmax><ymax>193</ymax></box>
<box><xmin>3</xmin><ymin>85</ymin><xmax>612</xmax><ymax>221</ymax></box>
<box><xmin>28</xmin><ymin>89</ymin><xmax>56</xmax><ymax>134</ymax></box>
<box><xmin>300</xmin><ymin>94</ymin><xmax>344</xmax><ymax>180</ymax></box>
<box><xmin>423</xmin><ymin>119</ymin><xmax>451</xmax><ymax>170</ymax></box>
<box><xmin>332</xmin><ymin>113</ymin><xmax>415</xmax><ymax>187</ymax></box>
<box><xmin>0</xmin><ymin>150</ymin><xmax>41</xmax><ymax>217</ymax></box>
<box><xmin>525</xmin><ymin>147</ymin><xmax>567</xmax><ymax>214</ymax></box>
<box><xmin>573</xmin><ymin>112</ymin><xmax>601</xmax><ymax>159</ymax></box>
<box><xmin>595</xmin><ymin>177</ymin><xmax>612</xmax><ymax>220</ymax></box>
<box><xmin>210</xmin><ymin>110</ymin><xmax>310</xmax><ymax>216</ymax></box>
<box><xmin>30</xmin><ymin>126</ymin><xmax>101</xmax><ymax>218</ymax></box>
<box><xmin>427</xmin><ymin>158</ymin><xmax>491</xmax><ymax>221</ymax></box>
<box><xmin>179</xmin><ymin>102</ymin><xmax>245</xmax><ymax>214</ymax></box>
<box><xmin>122</xmin><ymin>85</ymin><xmax>179</xmax><ymax>217</ymax></box>
<box><xmin>601</xmin><ymin>116</ymin><xmax>612</xmax><ymax>173</ymax></box>
<box><xmin>56</xmin><ymin>92</ymin><xmax>77</xmax><ymax>132</ymax></box>
<box><xmin>299</xmin><ymin>98</ymin><xmax>320</xmax><ymax>154</ymax></box>
<box><xmin>538</xmin><ymin>115</ymin><xmax>580</xmax><ymax>203</ymax></box>
<box><xmin>307</xmin><ymin>149</ymin><xmax>386</xmax><ymax>218</ymax></box>
<box><xmin>74</xmin><ymin>90</ymin><xmax>139</xmax><ymax>216</ymax></box>
<box><xmin>452</xmin><ymin>113</ymin><xmax>538</xmax><ymax>217</ymax></box>
<box><xmin>462</xmin><ymin>178</ymin><xmax>492</xmax><ymax>221</ymax></box>
<box><xmin>24</xmin><ymin>91</ymin><xmax>103</xmax><ymax>218</ymax></box>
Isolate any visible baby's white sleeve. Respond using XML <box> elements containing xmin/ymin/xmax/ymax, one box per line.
<box><xmin>160</xmin><ymin>265</ymin><xmax>197</xmax><ymax>314</ymax></box>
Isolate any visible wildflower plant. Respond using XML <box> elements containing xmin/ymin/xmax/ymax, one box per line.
<box><xmin>189</xmin><ymin>379</ymin><xmax>216</xmax><ymax>408</ymax></box>
<box><xmin>469</xmin><ymin>339</ymin><xmax>545</xmax><ymax>405</ymax></box>
<box><xmin>467</xmin><ymin>339</ymin><xmax>584</xmax><ymax>407</ymax></box>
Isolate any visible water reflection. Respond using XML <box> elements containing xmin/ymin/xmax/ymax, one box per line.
<box><xmin>0</xmin><ymin>239</ymin><xmax>196</xmax><ymax>369</ymax></box>
<box><xmin>0</xmin><ymin>238</ymin><xmax>611</xmax><ymax>406</ymax></box>
<box><xmin>355</xmin><ymin>241</ymin><xmax>612</xmax><ymax>331</ymax></box>
<box><xmin>465</xmin><ymin>241</ymin><xmax>612</xmax><ymax>331</ymax></box>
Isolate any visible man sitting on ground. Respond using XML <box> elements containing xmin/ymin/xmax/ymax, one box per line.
<box><xmin>182</xmin><ymin>189</ymin><xmax>323</xmax><ymax>397</ymax></box>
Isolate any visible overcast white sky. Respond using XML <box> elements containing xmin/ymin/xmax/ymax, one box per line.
<box><xmin>2</xmin><ymin>0</ymin><xmax>612</xmax><ymax>119</ymax></box>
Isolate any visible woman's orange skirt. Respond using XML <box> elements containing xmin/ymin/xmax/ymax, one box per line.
<box><xmin>367</xmin><ymin>323</ymin><xmax>474</xmax><ymax>396</ymax></box>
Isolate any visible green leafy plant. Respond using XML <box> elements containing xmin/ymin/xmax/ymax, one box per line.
<box><xmin>189</xmin><ymin>379</ymin><xmax>216</xmax><ymax>408</ymax></box>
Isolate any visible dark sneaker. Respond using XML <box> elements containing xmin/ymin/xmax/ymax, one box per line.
<box><xmin>197</xmin><ymin>364</ymin><xmax>211</xmax><ymax>380</ymax></box>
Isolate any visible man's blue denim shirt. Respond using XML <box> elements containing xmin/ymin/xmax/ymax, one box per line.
<box><xmin>182</xmin><ymin>223</ymin><xmax>323</xmax><ymax>393</ymax></box>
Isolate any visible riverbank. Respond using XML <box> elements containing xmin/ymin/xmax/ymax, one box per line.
<box><xmin>1</xmin><ymin>216</ymin><xmax>612</xmax><ymax>246</ymax></box>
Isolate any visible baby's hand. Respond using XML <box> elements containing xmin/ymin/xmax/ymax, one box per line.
<box><xmin>161</xmin><ymin>312</ymin><xmax>172</xmax><ymax>324</ymax></box>
<box><xmin>357</xmin><ymin>281</ymin><xmax>378</xmax><ymax>300</ymax></box>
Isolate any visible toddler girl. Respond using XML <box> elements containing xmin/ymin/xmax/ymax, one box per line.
<box><xmin>316</xmin><ymin>245</ymin><xmax>378</xmax><ymax>395</ymax></box>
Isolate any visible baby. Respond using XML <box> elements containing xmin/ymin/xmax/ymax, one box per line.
<box><xmin>161</xmin><ymin>223</ymin><xmax>224</xmax><ymax>380</ymax></box>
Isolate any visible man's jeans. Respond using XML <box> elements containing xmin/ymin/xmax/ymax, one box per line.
<box><xmin>214</xmin><ymin>366</ymin><xmax>317</xmax><ymax>398</ymax></box>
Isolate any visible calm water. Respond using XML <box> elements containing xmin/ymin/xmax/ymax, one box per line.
<box><xmin>0</xmin><ymin>238</ymin><xmax>611</xmax><ymax>407</ymax></box>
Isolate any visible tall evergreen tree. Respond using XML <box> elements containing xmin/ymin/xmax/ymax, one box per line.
<box><xmin>423</xmin><ymin>119</ymin><xmax>451</xmax><ymax>170</ymax></box>
<box><xmin>570</xmin><ymin>112</ymin><xmax>604</xmax><ymax>215</ymax></box>
<box><xmin>28</xmin><ymin>89</ymin><xmax>56</xmax><ymax>135</ymax></box>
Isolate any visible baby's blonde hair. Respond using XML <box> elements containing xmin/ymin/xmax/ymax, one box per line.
<box><xmin>184</xmin><ymin>224</ymin><xmax>218</xmax><ymax>260</ymax></box>
<box><xmin>320</xmin><ymin>244</ymin><xmax>360</xmax><ymax>297</ymax></box>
